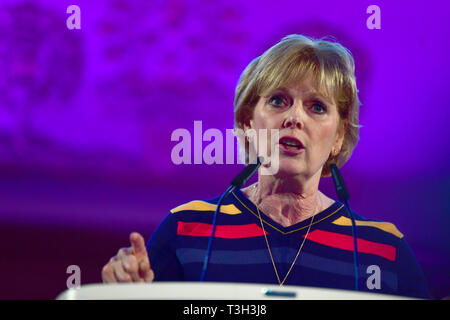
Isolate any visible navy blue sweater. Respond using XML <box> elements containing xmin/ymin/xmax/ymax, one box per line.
<box><xmin>146</xmin><ymin>189</ymin><xmax>430</xmax><ymax>299</ymax></box>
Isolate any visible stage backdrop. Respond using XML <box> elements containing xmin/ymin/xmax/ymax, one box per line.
<box><xmin>0</xmin><ymin>0</ymin><xmax>448</xmax><ymax>299</ymax></box>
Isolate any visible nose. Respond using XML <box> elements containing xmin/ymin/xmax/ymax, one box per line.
<box><xmin>282</xmin><ymin>102</ymin><xmax>304</xmax><ymax>129</ymax></box>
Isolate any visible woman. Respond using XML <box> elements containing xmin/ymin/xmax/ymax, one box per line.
<box><xmin>101</xmin><ymin>34</ymin><xmax>430</xmax><ymax>298</ymax></box>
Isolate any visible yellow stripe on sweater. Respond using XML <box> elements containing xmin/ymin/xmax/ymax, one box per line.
<box><xmin>170</xmin><ymin>200</ymin><xmax>242</xmax><ymax>215</ymax></box>
<box><xmin>332</xmin><ymin>216</ymin><xmax>404</xmax><ymax>238</ymax></box>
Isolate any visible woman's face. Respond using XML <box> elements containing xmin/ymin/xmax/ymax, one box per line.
<box><xmin>246</xmin><ymin>74</ymin><xmax>345</xmax><ymax>179</ymax></box>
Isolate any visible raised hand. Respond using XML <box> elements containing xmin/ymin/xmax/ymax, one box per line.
<box><xmin>101</xmin><ymin>232</ymin><xmax>154</xmax><ymax>283</ymax></box>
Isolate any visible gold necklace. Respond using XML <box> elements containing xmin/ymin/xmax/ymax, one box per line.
<box><xmin>256</xmin><ymin>206</ymin><xmax>314</xmax><ymax>286</ymax></box>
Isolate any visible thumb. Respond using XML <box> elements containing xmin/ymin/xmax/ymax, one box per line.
<box><xmin>129</xmin><ymin>232</ymin><xmax>148</xmax><ymax>259</ymax></box>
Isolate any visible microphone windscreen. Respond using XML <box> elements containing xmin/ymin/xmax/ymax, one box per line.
<box><xmin>231</xmin><ymin>156</ymin><xmax>263</xmax><ymax>188</ymax></box>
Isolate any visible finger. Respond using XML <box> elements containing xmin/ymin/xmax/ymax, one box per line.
<box><xmin>129</xmin><ymin>232</ymin><xmax>148</xmax><ymax>258</ymax></box>
<box><xmin>117</xmin><ymin>247</ymin><xmax>133</xmax><ymax>258</ymax></box>
<box><xmin>138</xmin><ymin>258</ymin><xmax>154</xmax><ymax>282</ymax></box>
<box><xmin>111</xmin><ymin>259</ymin><xmax>132</xmax><ymax>282</ymax></box>
<box><xmin>140</xmin><ymin>260</ymin><xmax>155</xmax><ymax>282</ymax></box>
<box><xmin>144</xmin><ymin>268</ymin><xmax>155</xmax><ymax>282</ymax></box>
<box><xmin>102</xmin><ymin>263</ymin><xmax>117</xmax><ymax>283</ymax></box>
<box><xmin>139</xmin><ymin>256</ymin><xmax>150</xmax><ymax>273</ymax></box>
<box><xmin>116</xmin><ymin>248</ymin><xmax>141</xmax><ymax>282</ymax></box>
<box><xmin>121</xmin><ymin>254</ymin><xmax>141</xmax><ymax>282</ymax></box>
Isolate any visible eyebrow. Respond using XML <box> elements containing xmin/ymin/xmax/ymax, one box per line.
<box><xmin>264</xmin><ymin>87</ymin><xmax>335</xmax><ymax>105</ymax></box>
<box><xmin>307</xmin><ymin>92</ymin><xmax>335</xmax><ymax>105</ymax></box>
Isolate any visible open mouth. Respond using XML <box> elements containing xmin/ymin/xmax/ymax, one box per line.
<box><xmin>279</xmin><ymin>136</ymin><xmax>304</xmax><ymax>151</ymax></box>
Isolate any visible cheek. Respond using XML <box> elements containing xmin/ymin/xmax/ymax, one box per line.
<box><xmin>252</xmin><ymin>111</ymin><xmax>272</xmax><ymax>130</ymax></box>
<box><xmin>250</xmin><ymin>102</ymin><xmax>284</xmax><ymax>130</ymax></box>
<box><xmin>312</xmin><ymin>124</ymin><xmax>339</xmax><ymax>155</ymax></box>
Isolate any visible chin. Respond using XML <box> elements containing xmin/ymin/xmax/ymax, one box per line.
<box><xmin>273</xmin><ymin>158</ymin><xmax>307</xmax><ymax>178</ymax></box>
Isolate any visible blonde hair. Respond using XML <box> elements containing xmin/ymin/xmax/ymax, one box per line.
<box><xmin>233</xmin><ymin>34</ymin><xmax>361</xmax><ymax>177</ymax></box>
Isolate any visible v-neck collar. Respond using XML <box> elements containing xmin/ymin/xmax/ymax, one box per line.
<box><xmin>231</xmin><ymin>188</ymin><xmax>344</xmax><ymax>235</ymax></box>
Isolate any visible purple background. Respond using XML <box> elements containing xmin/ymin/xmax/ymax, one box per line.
<box><xmin>0</xmin><ymin>0</ymin><xmax>448</xmax><ymax>299</ymax></box>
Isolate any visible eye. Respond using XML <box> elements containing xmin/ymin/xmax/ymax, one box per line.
<box><xmin>311</xmin><ymin>101</ymin><xmax>327</xmax><ymax>114</ymax></box>
<box><xmin>267</xmin><ymin>94</ymin><xmax>290</xmax><ymax>108</ymax></box>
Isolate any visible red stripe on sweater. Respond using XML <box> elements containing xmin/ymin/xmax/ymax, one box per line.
<box><xmin>177</xmin><ymin>221</ymin><xmax>269</xmax><ymax>239</ymax></box>
<box><xmin>305</xmin><ymin>229</ymin><xmax>396</xmax><ymax>261</ymax></box>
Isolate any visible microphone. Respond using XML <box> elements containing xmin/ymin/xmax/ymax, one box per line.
<box><xmin>231</xmin><ymin>156</ymin><xmax>264</xmax><ymax>189</ymax></box>
<box><xmin>200</xmin><ymin>156</ymin><xmax>264</xmax><ymax>281</ymax></box>
<box><xmin>330</xmin><ymin>163</ymin><xmax>350</xmax><ymax>203</ymax></box>
<box><xmin>330</xmin><ymin>163</ymin><xmax>360</xmax><ymax>291</ymax></box>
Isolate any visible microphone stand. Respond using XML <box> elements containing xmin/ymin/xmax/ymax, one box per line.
<box><xmin>330</xmin><ymin>164</ymin><xmax>360</xmax><ymax>291</ymax></box>
<box><xmin>200</xmin><ymin>157</ymin><xmax>263</xmax><ymax>282</ymax></box>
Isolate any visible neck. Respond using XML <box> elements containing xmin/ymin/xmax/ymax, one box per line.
<box><xmin>244</xmin><ymin>171</ymin><xmax>329</xmax><ymax>227</ymax></box>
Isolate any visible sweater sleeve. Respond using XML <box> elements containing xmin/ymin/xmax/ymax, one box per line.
<box><xmin>396</xmin><ymin>237</ymin><xmax>431</xmax><ymax>299</ymax></box>
<box><xmin>146</xmin><ymin>213</ymin><xmax>184</xmax><ymax>281</ymax></box>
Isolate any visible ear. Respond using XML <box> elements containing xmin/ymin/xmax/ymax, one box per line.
<box><xmin>243</xmin><ymin>118</ymin><xmax>254</xmax><ymax>132</ymax></box>
<box><xmin>241</xmin><ymin>102</ymin><xmax>257</xmax><ymax>132</ymax></box>
<box><xmin>333</xmin><ymin>121</ymin><xmax>347</xmax><ymax>153</ymax></box>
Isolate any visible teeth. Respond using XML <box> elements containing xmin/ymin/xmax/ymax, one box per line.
<box><xmin>281</xmin><ymin>138</ymin><xmax>300</xmax><ymax>147</ymax></box>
